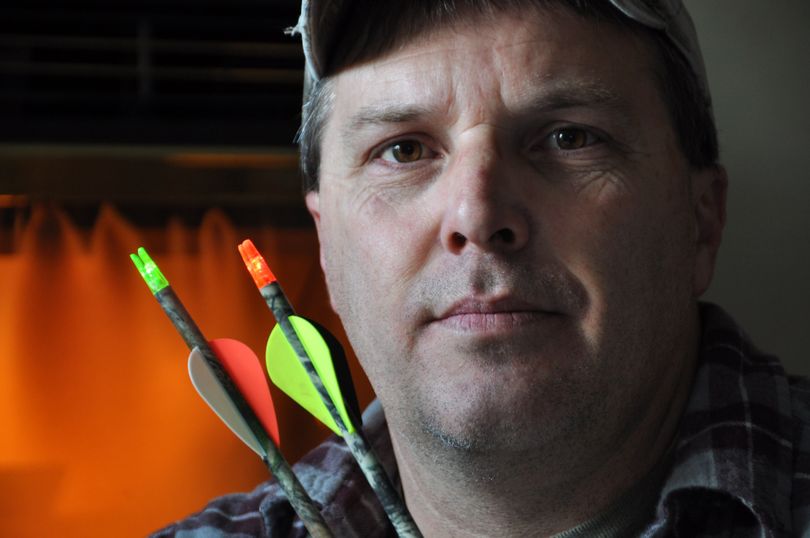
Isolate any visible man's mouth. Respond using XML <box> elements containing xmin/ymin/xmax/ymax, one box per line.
<box><xmin>433</xmin><ymin>297</ymin><xmax>562</xmax><ymax>333</ymax></box>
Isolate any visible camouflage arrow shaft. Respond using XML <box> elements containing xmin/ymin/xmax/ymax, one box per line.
<box><xmin>260</xmin><ymin>281</ymin><xmax>422</xmax><ymax>538</ymax></box>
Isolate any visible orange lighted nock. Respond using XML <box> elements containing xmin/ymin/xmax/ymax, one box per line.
<box><xmin>238</xmin><ymin>239</ymin><xmax>276</xmax><ymax>289</ymax></box>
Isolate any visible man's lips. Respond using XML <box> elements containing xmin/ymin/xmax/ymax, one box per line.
<box><xmin>431</xmin><ymin>298</ymin><xmax>561</xmax><ymax>332</ymax></box>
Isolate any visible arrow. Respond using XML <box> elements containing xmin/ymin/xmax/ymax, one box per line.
<box><xmin>238</xmin><ymin>239</ymin><xmax>422</xmax><ymax>538</ymax></box>
<box><xmin>130</xmin><ymin>247</ymin><xmax>333</xmax><ymax>538</ymax></box>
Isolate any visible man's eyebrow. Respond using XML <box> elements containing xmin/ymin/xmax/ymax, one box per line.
<box><xmin>522</xmin><ymin>79</ymin><xmax>626</xmax><ymax>112</ymax></box>
<box><xmin>516</xmin><ymin>79</ymin><xmax>639</xmax><ymax>133</ymax></box>
<box><xmin>343</xmin><ymin>104</ymin><xmax>432</xmax><ymax>138</ymax></box>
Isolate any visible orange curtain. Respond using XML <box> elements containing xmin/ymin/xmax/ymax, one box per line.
<box><xmin>0</xmin><ymin>204</ymin><xmax>372</xmax><ymax>537</ymax></box>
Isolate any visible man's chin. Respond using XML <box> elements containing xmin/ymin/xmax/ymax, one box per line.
<box><xmin>393</xmin><ymin>352</ymin><xmax>603</xmax><ymax>456</ymax></box>
<box><xmin>422</xmin><ymin>419</ymin><xmax>478</xmax><ymax>452</ymax></box>
<box><xmin>407</xmin><ymin>384</ymin><xmax>563</xmax><ymax>456</ymax></box>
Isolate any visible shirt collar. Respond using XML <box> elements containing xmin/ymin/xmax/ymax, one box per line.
<box><xmin>657</xmin><ymin>302</ymin><xmax>794</xmax><ymax>535</ymax></box>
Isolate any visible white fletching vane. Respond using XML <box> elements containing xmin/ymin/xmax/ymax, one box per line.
<box><xmin>187</xmin><ymin>347</ymin><xmax>266</xmax><ymax>458</ymax></box>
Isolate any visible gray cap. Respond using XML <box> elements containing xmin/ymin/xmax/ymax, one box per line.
<box><xmin>291</xmin><ymin>0</ymin><xmax>709</xmax><ymax>104</ymax></box>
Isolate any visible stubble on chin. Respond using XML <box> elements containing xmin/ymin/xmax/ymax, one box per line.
<box><xmin>398</xmin><ymin>354</ymin><xmax>605</xmax><ymax>463</ymax></box>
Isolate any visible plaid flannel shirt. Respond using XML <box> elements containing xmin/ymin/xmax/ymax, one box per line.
<box><xmin>153</xmin><ymin>303</ymin><xmax>810</xmax><ymax>537</ymax></box>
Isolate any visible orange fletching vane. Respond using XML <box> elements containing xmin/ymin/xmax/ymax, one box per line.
<box><xmin>209</xmin><ymin>338</ymin><xmax>281</xmax><ymax>447</ymax></box>
<box><xmin>238</xmin><ymin>239</ymin><xmax>276</xmax><ymax>288</ymax></box>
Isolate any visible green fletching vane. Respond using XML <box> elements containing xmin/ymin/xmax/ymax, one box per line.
<box><xmin>302</xmin><ymin>317</ymin><xmax>361</xmax><ymax>429</ymax></box>
<box><xmin>266</xmin><ymin>316</ymin><xmax>356</xmax><ymax>435</ymax></box>
<box><xmin>130</xmin><ymin>246</ymin><xmax>169</xmax><ymax>293</ymax></box>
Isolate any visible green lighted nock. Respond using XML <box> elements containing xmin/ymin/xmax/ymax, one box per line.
<box><xmin>129</xmin><ymin>247</ymin><xmax>170</xmax><ymax>293</ymax></box>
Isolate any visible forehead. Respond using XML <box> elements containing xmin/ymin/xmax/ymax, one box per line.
<box><xmin>323</xmin><ymin>6</ymin><xmax>659</xmax><ymax>139</ymax></box>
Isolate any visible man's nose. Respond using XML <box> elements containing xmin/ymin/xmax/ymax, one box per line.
<box><xmin>438</xmin><ymin>141</ymin><xmax>530</xmax><ymax>255</ymax></box>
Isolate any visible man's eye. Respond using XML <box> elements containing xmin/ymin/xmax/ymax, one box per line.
<box><xmin>547</xmin><ymin>127</ymin><xmax>598</xmax><ymax>150</ymax></box>
<box><xmin>380</xmin><ymin>140</ymin><xmax>425</xmax><ymax>163</ymax></box>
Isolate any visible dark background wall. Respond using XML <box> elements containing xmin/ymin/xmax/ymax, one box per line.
<box><xmin>685</xmin><ymin>0</ymin><xmax>810</xmax><ymax>374</ymax></box>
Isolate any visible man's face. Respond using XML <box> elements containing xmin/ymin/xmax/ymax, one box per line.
<box><xmin>307</xmin><ymin>7</ymin><xmax>721</xmax><ymax>456</ymax></box>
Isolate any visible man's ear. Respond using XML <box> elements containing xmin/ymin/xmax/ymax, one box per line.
<box><xmin>305</xmin><ymin>189</ymin><xmax>340</xmax><ymax>311</ymax></box>
<box><xmin>305</xmin><ymin>190</ymin><xmax>326</xmax><ymax>271</ymax></box>
<box><xmin>305</xmin><ymin>190</ymin><xmax>322</xmax><ymax>237</ymax></box>
<box><xmin>692</xmin><ymin>165</ymin><xmax>728</xmax><ymax>297</ymax></box>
